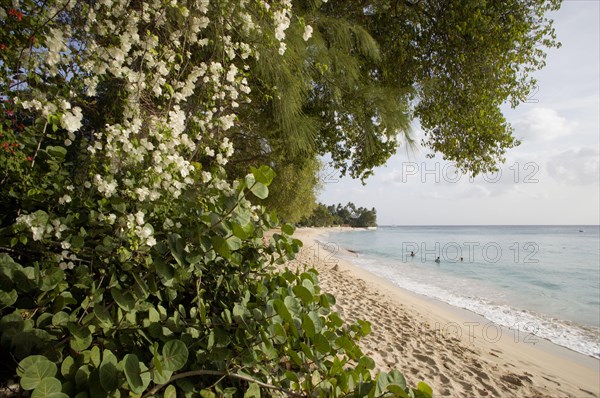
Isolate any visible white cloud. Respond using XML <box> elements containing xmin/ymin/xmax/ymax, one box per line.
<box><xmin>547</xmin><ymin>148</ymin><xmax>599</xmax><ymax>185</ymax></box>
<box><xmin>513</xmin><ymin>107</ymin><xmax>575</xmax><ymax>142</ymax></box>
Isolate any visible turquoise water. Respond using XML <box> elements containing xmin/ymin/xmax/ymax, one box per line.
<box><xmin>322</xmin><ymin>225</ymin><xmax>600</xmax><ymax>359</ymax></box>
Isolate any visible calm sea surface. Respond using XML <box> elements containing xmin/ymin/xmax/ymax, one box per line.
<box><xmin>322</xmin><ymin>225</ymin><xmax>600</xmax><ymax>359</ymax></box>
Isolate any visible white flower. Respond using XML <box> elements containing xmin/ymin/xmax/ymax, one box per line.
<box><xmin>146</xmin><ymin>236</ymin><xmax>157</xmax><ymax>246</ymax></box>
<box><xmin>46</xmin><ymin>28</ymin><xmax>66</xmax><ymax>70</ymax></box>
<box><xmin>136</xmin><ymin>224</ymin><xmax>153</xmax><ymax>240</ymax></box>
<box><xmin>303</xmin><ymin>25</ymin><xmax>313</xmax><ymax>41</ymax></box>
<box><xmin>61</xmin><ymin>107</ymin><xmax>83</xmax><ymax>133</ymax></box>
<box><xmin>219</xmin><ymin>114</ymin><xmax>236</xmax><ymax>131</ymax></box>
<box><xmin>59</xmin><ymin>194</ymin><xmax>72</xmax><ymax>204</ymax></box>
<box><xmin>216</xmin><ymin>153</ymin><xmax>228</xmax><ymax>165</ymax></box>
<box><xmin>149</xmin><ymin>190</ymin><xmax>160</xmax><ymax>201</ymax></box>
<box><xmin>135</xmin><ymin>211</ymin><xmax>145</xmax><ymax>225</ymax></box>
<box><xmin>226</xmin><ymin>64</ymin><xmax>238</xmax><ymax>82</ymax></box>
<box><xmin>163</xmin><ymin>218</ymin><xmax>174</xmax><ymax>229</ymax></box>
<box><xmin>136</xmin><ymin>187</ymin><xmax>150</xmax><ymax>201</ymax></box>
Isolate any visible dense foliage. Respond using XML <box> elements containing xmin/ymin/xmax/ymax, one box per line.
<box><xmin>222</xmin><ymin>0</ymin><xmax>561</xmax><ymax>184</ymax></box>
<box><xmin>260</xmin><ymin>157</ymin><xmax>322</xmax><ymax>224</ymax></box>
<box><xmin>0</xmin><ymin>1</ymin><xmax>432</xmax><ymax>397</ymax></box>
<box><xmin>300</xmin><ymin>203</ymin><xmax>377</xmax><ymax>228</ymax></box>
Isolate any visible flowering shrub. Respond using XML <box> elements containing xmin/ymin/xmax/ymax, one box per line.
<box><xmin>0</xmin><ymin>1</ymin><xmax>431</xmax><ymax>397</ymax></box>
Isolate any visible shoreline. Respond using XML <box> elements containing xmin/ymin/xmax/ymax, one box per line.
<box><xmin>289</xmin><ymin>227</ymin><xmax>600</xmax><ymax>397</ymax></box>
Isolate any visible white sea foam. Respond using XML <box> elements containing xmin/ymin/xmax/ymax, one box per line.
<box><xmin>340</xmin><ymin>252</ymin><xmax>600</xmax><ymax>359</ymax></box>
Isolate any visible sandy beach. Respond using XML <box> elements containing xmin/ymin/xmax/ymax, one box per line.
<box><xmin>285</xmin><ymin>227</ymin><xmax>600</xmax><ymax>397</ymax></box>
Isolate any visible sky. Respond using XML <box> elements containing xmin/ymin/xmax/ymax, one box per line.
<box><xmin>318</xmin><ymin>1</ymin><xmax>600</xmax><ymax>226</ymax></box>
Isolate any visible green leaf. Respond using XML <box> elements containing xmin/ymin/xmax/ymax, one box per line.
<box><xmin>358</xmin><ymin>356</ymin><xmax>375</xmax><ymax>370</ymax></box>
<box><xmin>17</xmin><ymin>356</ymin><xmax>48</xmax><ymax>378</ymax></box>
<box><xmin>313</xmin><ymin>333</ymin><xmax>331</xmax><ymax>354</ymax></box>
<box><xmin>211</xmin><ymin>236</ymin><xmax>231</xmax><ymax>258</ymax></box>
<box><xmin>387</xmin><ymin>385</ymin><xmax>410</xmax><ymax>397</ymax></box>
<box><xmin>71</xmin><ymin>235</ymin><xmax>85</xmax><ymax>249</ymax></box>
<box><xmin>225</xmin><ymin>235</ymin><xmax>242</xmax><ymax>251</ymax></box>
<box><xmin>161</xmin><ymin>340</ymin><xmax>188</xmax><ymax>372</ymax></box>
<box><xmin>167</xmin><ymin>233</ymin><xmax>186</xmax><ymax>266</ymax></box>
<box><xmin>20</xmin><ymin>358</ymin><xmax>57</xmax><ymax>390</ymax></box>
<box><xmin>320</xmin><ymin>293</ymin><xmax>336</xmax><ymax>308</ymax></box>
<box><xmin>388</xmin><ymin>369</ymin><xmax>407</xmax><ymax>389</ymax></box>
<box><xmin>292</xmin><ymin>285</ymin><xmax>313</xmax><ymax>304</ymax></box>
<box><xmin>99</xmin><ymin>350</ymin><xmax>119</xmax><ymax>392</ymax></box>
<box><xmin>0</xmin><ymin>289</ymin><xmax>17</xmax><ymax>306</ymax></box>
<box><xmin>75</xmin><ymin>365</ymin><xmax>90</xmax><ymax>389</ymax></box>
<box><xmin>148</xmin><ymin>307</ymin><xmax>160</xmax><ymax>323</ymax></box>
<box><xmin>308</xmin><ymin>311</ymin><xmax>322</xmax><ymax>334</ymax></box>
<box><xmin>51</xmin><ymin>311</ymin><xmax>70</xmax><ymax>327</ymax></box>
<box><xmin>358</xmin><ymin>319</ymin><xmax>371</xmax><ymax>336</ymax></box>
<box><xmin>200</xmin><ymin>390</ymin><xmax>217</xmax><ymax>398</ymax></box>
<box><xmin>249</xmin><ymin>181</ymin><xmax>268</xmax><ymax>199</ymax></box>
<box><xmin>94</xmin><ymin>305</ymin><xmax>112</xmax><ymax>327</ymax></box>
<box><xmin>301</xmin><ymin>314</ymin><xmax>315</xmax><ymax>338</ymax></box>
<box><xmin>67</xmin><ymin>323</ymin><xmax>92</xmax><ymax>352</ymax></box>
<box><xmin>231</xmin><ymin>222</ymin><xmax>250</xmax><ymax>240</ymax></box>
<box><xmin>31</xmin><ymin>377</ymin><xmax>62</xmax><ymax>398</ymax></box>
<box><xmin>417</xmin><ymin>381</ymin><xmax>433</xmax><ymax>398</ymax></box>
<box><xmin>273</xmin><ymin>299</ymin><xmax>292</xmax><ymax>323</ymax></box>
<box><xmin>269</xmin><ymin>323</ymin><xmax>287</xmax><ymax>345</ymax></box>
<box><xmin>151</xmin><ymin>367</ymin><xmax>173</xmax><ymax>385</ymax></box>
<box><xmin>133</xmin><ymin>273</ymin><xmax>149</xmax><ymax>300</ymax></box>
<box><xmin>232</xmin><ymin>303</ymin><xmax>246</xmax><ymax>323</ymax></box>
<box><xmin>40</xmin><ymin>268</ymin><xmax>64</xmax><ymax>291</ymax></box>
<box><xmin>281</xmin><ymin>224</ymin><xmax>295</xmax><ymax>235</ymax></box>
<box><xmin>46</xmin><ymin>146</ymin><xmax>67</xmax><ymax>160</ymax></box>
<box><xmin>284</xmin><ymin>296</ymin><xmax>300</xmax><ymax>315</ymax></box>
<box><xmin>164</xmin><ymin>385</ymin><xmax>177</xmax><ymax>398</ymax></box>
<box><xmin>122</xmin><ymin>354</ymin><xmax>150</xmax><ymax>394</ymax></box>
<box><xmin>110</xmin><ymin>287</ymin><xmax>135</xmax><ymax>311</ymax></box>
<box><xmin>244</xmin><ymin>382</ymin><xmax>261</xmax><ymax>398</ymax></box>
<box><xmin>251</xmin><ymin>165</ymin><xmax>276</xmax><ymax>185</ymax></box>
<box><xmin>60</xmin><ymin>356</ymin><xmax>76</xmax><ymax>379</ymax></box>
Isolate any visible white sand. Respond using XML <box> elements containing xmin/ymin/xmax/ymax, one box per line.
<box><xmin>284</xmin><ymin>227</ymin><xmax>600</xmax><ymax>397</ymax></box>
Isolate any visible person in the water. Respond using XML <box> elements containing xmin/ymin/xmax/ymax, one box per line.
<box><xmin>435</xmin><ymin>256</ymin><xmax>440</xmax><ymax>263</ymax></box>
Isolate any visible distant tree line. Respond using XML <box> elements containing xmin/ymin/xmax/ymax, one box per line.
<box><xmin>299</xmin><ymin>202</ymin><xmax>377</xmax><ymax>228</ymax></box>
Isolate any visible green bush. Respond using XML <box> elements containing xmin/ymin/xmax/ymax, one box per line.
<box><xmin>0</xmin><ymin>1</ymin><xmax>430</xmax><ymax>396</ymax></box>
<box><xmin>0</xmin><ymin>166</ymin><xmax>431</xmax><ymax>397</ymax></box>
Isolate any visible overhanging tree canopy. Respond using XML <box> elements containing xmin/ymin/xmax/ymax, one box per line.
<box><xmin>228</xmin><ymin>0</ymin><xmax>560</xmax><ymax>181</ymax></box>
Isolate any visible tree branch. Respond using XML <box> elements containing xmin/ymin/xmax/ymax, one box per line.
<box><xmin>142</xmin><ymin>369</ymin><xmax>305</xmax><ymax>398</ymax></box>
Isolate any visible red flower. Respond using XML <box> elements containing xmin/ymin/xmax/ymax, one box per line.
<box><xmin>27</xmin><ymin>156</ymin><xmax>33</xmax><ymax>161</ymax></box>
<box><xmin>0</xmin><ymin>44</ymin><xmax>6</xmax><ymax>50</ymax></box>
<box><xmin>8</xmin><ymin>9</ymin><xmax>23</xmax><ymax>21</ymax></box>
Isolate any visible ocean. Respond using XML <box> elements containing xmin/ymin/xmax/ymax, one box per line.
<box><xmin>321</xmin><ymin>225</ymin><xmax>600</xmax><ymax>359</ymax></box>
